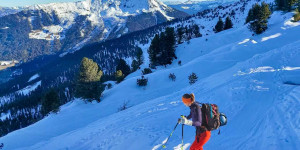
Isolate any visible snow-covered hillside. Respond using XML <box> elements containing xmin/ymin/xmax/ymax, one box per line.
<box><xmin>1</xmin><ymin>5</ymin><xmax>300</xmax><ymax>149</ymax></box>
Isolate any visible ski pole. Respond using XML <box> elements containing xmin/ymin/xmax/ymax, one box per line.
<box><xmin>180</xmin><ymin>115</ymin><xmax>186</xmax><ymax>150</ymax></box>
<box><xmin>162</xmin><ymin>121</ymin><xmax>179</xmax><ymax>148</ymax></box>
<box><xmin>181</xmin><ymin>124</ymin><xmax>184</xmax><ymax>150</ymax></box>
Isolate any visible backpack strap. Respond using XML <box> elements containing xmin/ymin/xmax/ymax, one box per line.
<box><xmin>194</xmin><ymin>102</ymin><xmax>208</xmax><ymax>133</ymax></box>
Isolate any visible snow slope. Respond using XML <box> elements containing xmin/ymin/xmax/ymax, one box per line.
<box><xmin>1</xmin><ymin>11</ymin><xmax>300</xmax><ymax>150</ymax></box>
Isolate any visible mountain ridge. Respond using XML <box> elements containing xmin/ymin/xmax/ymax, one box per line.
<box><xmin>0</xmin><ymin>0</ymin><xmax>188</xmax><ymax>62</ymax></box>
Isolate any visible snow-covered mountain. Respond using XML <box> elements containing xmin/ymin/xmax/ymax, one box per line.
<box><xmin>0</xmin><ymin>6</ymin><xmax>22</xmax><ymax>17</ymax></box>
<box><xmin>1</xmin><ymin>0</ymin><xmax>300</xmax><ymax>148</ymax></box>
<box><xmin>164</xmin><ymin>0</ymin><xmax>238</xmax><ymax>15</ymax></box>
<box><xmin>0</xmin><ymin>0</ymin><xmax>187</xmax><ymax>62</ymax></box>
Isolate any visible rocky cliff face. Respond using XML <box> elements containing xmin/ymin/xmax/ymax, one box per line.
<box><xmin>0</xmin><ymin>0</ymin><xmax>188</xmax><ymax>62</ymax></box>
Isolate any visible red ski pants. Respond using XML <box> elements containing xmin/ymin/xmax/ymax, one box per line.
<box><xmin>190</xmin><ymin>131</ymin><xmax>211</xmax><ymax>150</ymax></box>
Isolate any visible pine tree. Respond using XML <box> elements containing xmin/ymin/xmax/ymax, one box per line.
<box><xmin>148</xmin><ymin>34</ymin><xmax>160</xmax><ymax>66</ymax></box>
<box><xmin>224</xmin><ymin>16</ymin><xmax>233</xmax><ymax>30</ymax></box>
<box><xmin>246</xmin><ymin>8</ymin><xmax>254</xmax><ymax>24</ymax></box>
<box><xmin>136</xmin><ymin>47</ymin><xmax>143</xmax><ymax>65</ymax></box>
<box><xmin>159</xmin><ymin>32</ymin><xmax>167</xmax><ymax>65</ymax></box>
<box><xmin>188</xmin><ymin>72</ymin><xmax>198</xmax><ymax>85</ymax></box>
<box><xmin>142</xmin><ymin>68</ymin><xmax>152</xmax><ymax>75</ymax></box>
<box><xmin>258</xmin><ymin>2</ymin><xmax>271</xmax><ymax>33</ymax></box>
<box><xmin>192</xmin><ymin>25</ymin><xmax>201</xmax><ymax>37</ymax></box>
<box><xmin>246</xmin><ymin>3</ymin><xmax>271</xmax><ymax>34</ymax></box>
<box><xmin>276</xmin><ymin>0</ymin><xmax>287</xmax><ymax>10</ymax></box>
<box><xmin>276</xmin><ymin>0</ymin><xmax>298</xmax><ymax>11</ymax></box>
<box><xmin>261</xmin><ymin>2</ymin><xmax>272</xmax><ymax>20</ymax></box>
<box><xmin>131</xmin><ymin>60</ymin><xmax>139</xmax><ymax>72</ymax></box>
<box><xmin>177</xmin><ymin>27</ymin><xmax>184</xmax><ymax>44</ymax></box>
<box><xmin>294</xmin><ymin>8</ymin><xmax>300</xmax><ymax>21</ymax></box>
<box><xmin>148</xmin><ymin>28</ymin><xmax>176</xmax><ymax>67</ymax></box>
<box><xmin>77</xmin><ymin>57</ymin><xmax>103</xmax><ymax>83</ymax></box>
<box><xmin>288</xmin><ymin>0</ymin><xmax>299</xmax><ymax>11</ymax></box>
<box><xmin>137</xmin><ymin>76</ymin><xmax>148</xmax><ymax>86</ymax></box>
<box><xmin>107</xmin><ymin>83</ymin><xmax>112</xmax><ymax>89</ymax></box>
<box><xmin>115</xmin><ymin>70</ymin><xmax>124</xmax><ymax>83</ymax></box>
<box><xmin>116</xmin><ymin>58</ymin><xmax>130</xmax><ymax>76</ymax></box>
<box><xmin>41</xmin><ymin>89</ymin><xmax>60</xmax><ymax>115</ymax></box>
<box><xmin>231</xmin><ymin>10</ymin><xmax>236</xmax><ymax>16</ymax></box>
<box><xmin>164</xmin><ymin>27</ymin><xmax>176</xmax><ymax>65</ymax></box>
<box><xmin>214</xmin><ymin>17</ymin><xmax>224</xmax><ymax>33</ymax></box>
<box><xmin>169</xmin><ymin>73</ymin><xmax>176</xmax><ymax>81</ymax></box>
<box><xmin>75</xmin><ymin>57</ymin><xmax>103</xmax><ymax>101</ymax></box>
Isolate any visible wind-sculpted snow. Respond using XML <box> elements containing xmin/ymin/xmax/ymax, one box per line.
<box><xmin>1</xmin><ymin>9</ymin><xmax>300</xmax><ymax>150</ymax></box>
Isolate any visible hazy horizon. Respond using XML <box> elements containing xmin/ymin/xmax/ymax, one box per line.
<box><xmin>0</xmin><ymin>0</ymin><xmax>82</xmax><ymax>7</ymax></box>
<box><xmin>0</xmin><ymin>0</ymin><xmax>204</xmax><ymax>7</ymax></box>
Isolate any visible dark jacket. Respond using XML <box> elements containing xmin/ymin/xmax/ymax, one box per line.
<box><xmin>186</xmin><ymin>102</ymin><xmax>205</xmax><ymax>135</ymax></box>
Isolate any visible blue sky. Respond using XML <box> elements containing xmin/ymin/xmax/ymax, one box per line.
<box><xmin>0</xmin><ymin>0</ymin><xmax>82</xmax><ymax>7</ymax></box>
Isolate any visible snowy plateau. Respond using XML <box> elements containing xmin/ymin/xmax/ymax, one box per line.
<box><xmin>1</xmin><ymin>0</ymin><xmax>300</xmax><ymax>150</ymax></box>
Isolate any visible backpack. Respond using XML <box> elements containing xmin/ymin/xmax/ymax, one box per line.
<box><xmin>198</xmin><ymin>103</ymin><xmax>227</xmax><ymax>131</ymax></box>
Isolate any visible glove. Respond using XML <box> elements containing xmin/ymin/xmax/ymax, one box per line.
<box><xmin>179</xmin><ymin>116</ymin><xmax>193</xmax><ymax>126</ymax></box>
